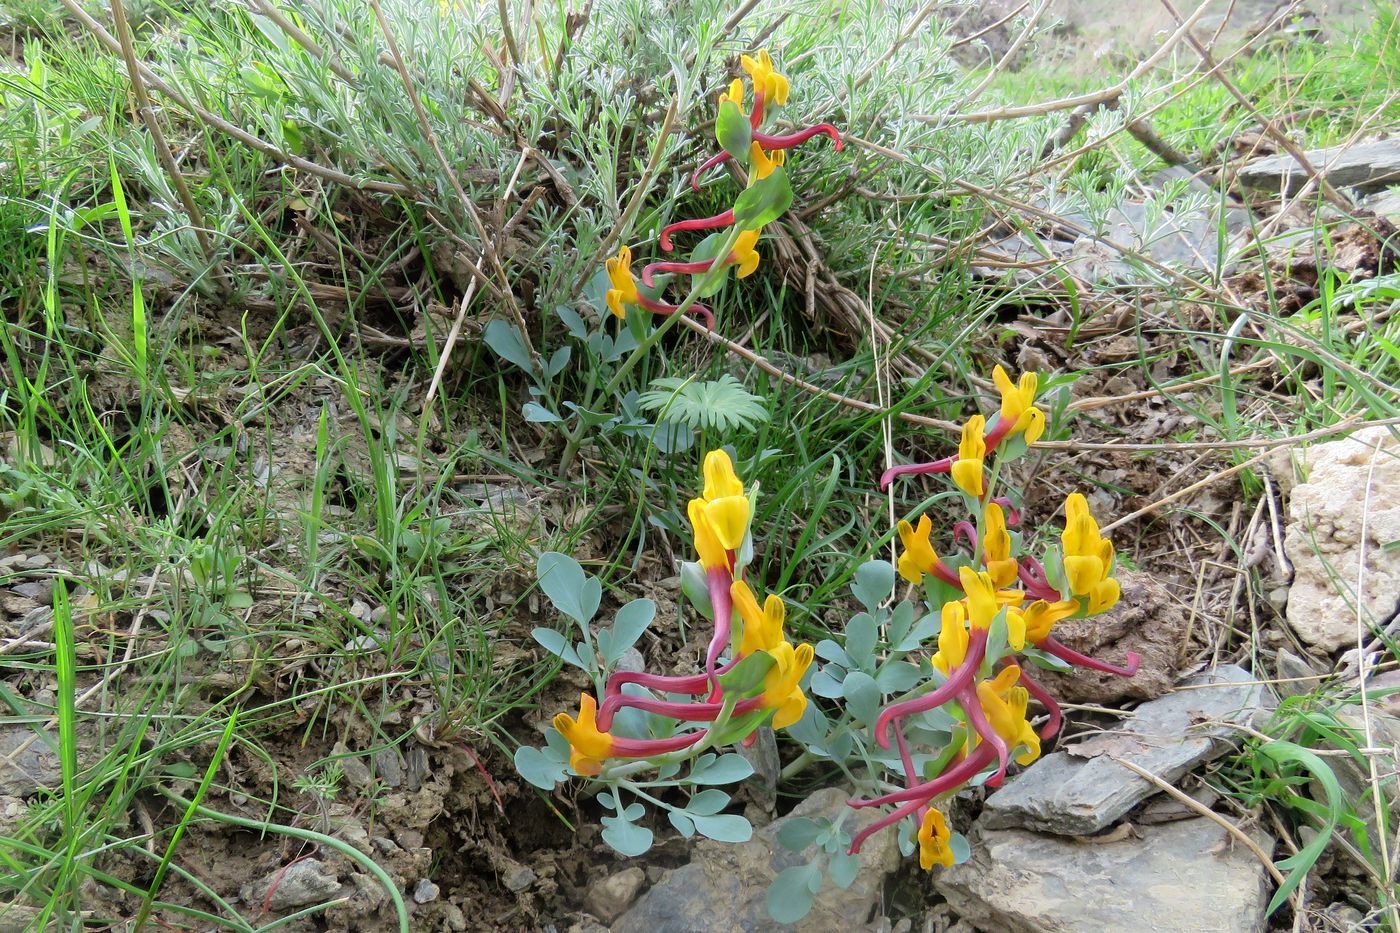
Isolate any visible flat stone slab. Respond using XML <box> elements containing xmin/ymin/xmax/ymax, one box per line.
<box><xmin>613</xmin><ymin>787</ymin><xmax>898</xmax><ymax>933</ymax></box>
<box><xmin>1237</xmin><ymin>139</ymin><xmax>1400</xmax><ymax>195</ymax></box>
<box><xmin>0</xmin><ymin>727</ymin><xmax>61</xmax><ymax>796</ymax></box>
<box><xmin>982</xmin><ymin>665</ymin><xmax>1269</xmax><ymax>835</ymax></box>
<box><xmin>938</xmin><ymin>817</ymin><xmax>1272</xmax><ymax>933</ymax></box>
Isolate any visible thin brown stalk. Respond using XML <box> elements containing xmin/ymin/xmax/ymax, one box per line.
<box><xmin>950</xmin><ymin>2</ymin><xmax>1028</xmax><ymax>49</ymax></box>
<box><xmin>936</xmin><ymin>0</ymin><xmax>1213</xmax><ymax>124</ymax></box>
<box><xmin>109</xmin><ymin>0</ymin><xmax>226</xmax><ymax>291</ymax></box>
<box><xmin>1158</xmin><ymin>0</ymin><xmax>1354</xmax><ymax>213</ymax></box>
<box><xmin>958</xmin><ymin>0</ymin><xmax>1050</xmax><ymax>109</ymax></box>
<box><xmin>368</xmin><ymin>0</ymin><xmax>538</xmax><ymax>366</ymax></box>
<box><xmin>1110</xmin><ymin>757</ymin><xmax>1290</xmax><ymax>900</ymax></box>
<box><xmin>59</xmin><ymin>0</ymin><xmax>406</xmax><ymax>194</ymax></box>
<box><xmin>569</xmin><ymin>98</ymin><xmax>680</xmax><ymax>300</ymax></box>
<box><xmin>246</xmin><ymin>0</ymin><xmax>356</xmax><ymax>84</ymax></box>
<box><xmin>497</xmin><ymin>0</ymin><xmax>522</xmax><ymax>68</ymax></box>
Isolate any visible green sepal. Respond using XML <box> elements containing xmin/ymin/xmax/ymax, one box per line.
<box><xmin>732</xmin><ymin>166</ymin><xmax>793</xmax><ymax>229</ymax></box>
<box><xmin>688</xmin><ymin>232</ymin><xmax>734</xmax><ymax>299</ymax></box>
<box><xmin>716</xmin><ymin>99</ymin><xmax>753</xmax><ymax>161</ymax></box>
<box><xmin>718</xmin><ymin>650</ymin><xmax>776</xmax><ymax>696</ymax></box>
<box><xmin>920</xmin><ymin>726</ymin><xmax>968</xmax><ymax>779</ymax></box>
<box><xmin>922</xmin><ymin>571</ymin><xmax>963</xmax><ymax>612</ymax></box>
<box><xmin>996</xmin><ymin>425</ymin><xmax>1030</xmax><ymax>462</ymax></box>
<box><xmin>711</xmin><ymin>708</ymin><xmax>771</xmax><ymax>746</ymax></box>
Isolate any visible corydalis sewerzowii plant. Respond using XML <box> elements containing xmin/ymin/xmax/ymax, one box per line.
<box><xmin>515</xmin><ymin>450</ymin><xmax>812</xmax><ymax>855</ymax></box>
<box><xmin>845</xmin><ymin>365</ymin><xmax>1137</xmax><ymax>869</ymax></box>
<box><xmin>604</xmin><ymin>50</ymin><xmax>843</xmax><ymax>330</ymax></box>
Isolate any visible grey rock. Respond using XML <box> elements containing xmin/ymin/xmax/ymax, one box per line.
<box><xmin>404</xmin><ymin>744</ymin><xmax>429</xmax><ymax>791</ymax></box>
<box><xmin>10</xmin><ymin>581</ymin><xmax>53</xmax><ymax>605</ymax></box>
<box><xmin>1068</xmin><ymin>201</ymin><xmax>1238</xmax><ymax>281</ymax></box>
<box><xmin>501</xmin><ymin>861</ymin><xmax>537</xmax><ymax>892</ymax></box>
<box><xmin>1237</xmin><ymin>139</ymin><xmax>1400</xmax><ymax>195</ymax></box>
<box><xmin>614</xmin><ymin>646</ymin><xmax>646</xmax><ymax>674</ymax></box>
<box><xmin>374</xmin><ymin>747</ymin><xmax>405</xmax><ymax>788</ymax></box>
<box><xmin>0</xmin><ymin>727</ymin><xmax>61</xmax><ymax>796</ymax></box>
<box><xmin>737</xmin><ymin>728</ymin><xmax>780</xmax><ymax>817</ymax></box>
<box><xmin>983</xmin><ymin>665</ymin><xmax>1270</xmax><ymax>835</ymax></box>
<box><xmin>412</xmin><ymin>877</ymin><xmax>440</xmax><ymax>904</ymax></box>
<box><xmin>613</xmin><ymin>787</ymin><xmax>898</xmax><ymax>933</ymax></box>
<box><xmin>332</xmin><ymin>742</ymin><xmax>373</xmax><ymax>789</ymax></box>
<box><xmin>585</xmin><ymin>866</ymin><xmax>646</xmax><ymax>924</ymax></box>
<box><xmin>0</xmin><ymin>905</ymin><xmax>46</xmax><ymax>933</ymax></box>
<box><xmin>1276</xmin><ymin>427</ymin><xmax>1400</xmax><ymax>651</ymax></box>
<box><xmin>938</xmin><ymin>817</ymin><xmax>1272</xmax><ymax>933</ymax></box>
<box><xmin>240</xmin><ymin>858</ymin><xmax>342</xmax><ymax>911</ymax></box>
<box><xmin>1365</xmin><ymin>187</ymin><xmax>1400</xmax><ymax>223</ymax></box>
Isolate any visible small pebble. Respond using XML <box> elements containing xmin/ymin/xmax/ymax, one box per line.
<box><xmin>412</xmin><ymin>878</ymin><xmax>440</xmax><ymax>904</ymax></box>
<box><xmin>502</xmin><ymin>863</ymin><xmax>537</xmax><ymax>892</ymax></box>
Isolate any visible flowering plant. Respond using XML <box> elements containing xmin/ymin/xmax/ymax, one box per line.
<box><xmin>515</xmin><ymin>449</ymin><xmax>810</xmax><ymax>854</ymax></box>
<box><xmin>516</xmin><ymin>366</ymin><xmax>1138</xmax><ymax>922</ymax></box>
<box><xmin>603</xmin><ymin>49</ymin><xmax>842</xmax><ymax>330</ymax></box>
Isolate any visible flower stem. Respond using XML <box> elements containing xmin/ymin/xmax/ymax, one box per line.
<box><xmin>558</xmin><ymin>225</ymin><xmax>744</xmax><ymax>472</ymax></box>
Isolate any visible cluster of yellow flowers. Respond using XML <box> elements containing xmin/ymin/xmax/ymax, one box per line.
<box><xmin>554</xmin><ymin>451</ymin><xmax>813</xmax><ymax>776</ymax></box>
<box><xmin>853</xmin><ymin>366</ymin><xmax>1136</xmax><ymax>870</ymax></box>
<box><xmin>604</xmin><ymin>50</ymin><xmax>841</xmax><ymax>330</ymax></box>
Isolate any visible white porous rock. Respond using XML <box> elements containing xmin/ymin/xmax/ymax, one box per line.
<box><xmin>1276</xmin><ymin>427</ymin><xmax>1400</xmax><ymax>651</ymax></box>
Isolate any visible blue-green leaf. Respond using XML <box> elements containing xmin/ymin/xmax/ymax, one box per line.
<box><xmin>537</xmin><ymin>552</ymin><xmax>601</xmax><ymax>625</ymax></box>
<box><xmin>483</xmin><ymin>319</ymin><xmax>536</xmax><ymax>376</ymax></box>
<box><xmin>523</xmin><ymin>402</ymin><xmax>563</xmax><ymax>423</ymax></box>
<box><xmin>530</xmin><ymin>627</ymin><xmax>582</xmax><ymax>667</ymax></box>
<box><xmin>842</xmin><ymin>671</ymin><xmax>881</xmax><ymax>726</ymax></box>
<box><xmin>601</xmin><ymin>815</ymin><xmax>654</xmax><ymax>857</ymax></box>
<box><xmin>513</xmin><ymin>746</ymin><xmax>568</xmax><ymax>790</ymax></box>
<box><xmin>776</xmin><ymin>817</ymin><xmax>823</xmax><ymax>852</ymax></box>
<box><xmin>875</xmin><ymin>662</ymin><xmax>923</xmax><ymax>694</ymax></box>
<box><xmin>686</xmin><ymin>788</ymin><xmax>730</xmax><ymax>816</ymax></box>
<box><xmin>828</xmin><ymin>850</ymin><xmax>859</xmax><ymax>889</ymax></box>
<box><xmin>844</xmin><ymin>613</ymin><xmax>878</xmax><ymax>671</ymax></box>
<box><xmin>668</xmin><ymin>810</ymin><xmax>696</xmax><ymax>838</ymax></box>
<box><xmin>851</xmin><ymin>561</ymin><xmax>894</xmax><ymax>613</ymax></box>
<box><xmin>555</xmin><ymin>303</ymin><xmax>587</xmax><ymax>338</ymax></box>
<box><xmin>690</xmin><ymin>752</ymin><xmax>754</xmax><ymax>785</ymax></box>
<box><xmin>600</xmin><ymin>599</ymin><xmax>655</xmax><ymax>667</ymax></box>
<box><xmin>767</xmin><ymin>865</ymin><xmax>817</xmax><ymax>924</ymax></box>
<box><xmin>692</xmin><ymin>813</ymin><xmax>752</xmax><ymax>843</ymax></box>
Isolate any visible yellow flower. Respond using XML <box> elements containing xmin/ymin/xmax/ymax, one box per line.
<box><xmin>1087</xmin><ymin>576</ymin><xmax>1121</xmax><ymax>614</ymax></box>
<box><xmin>694</xmin><ymin>450</ymin><xmax>752</xmax><ymax>551</ymax></box>
<box><xmin>605</xmin><ymin>245</ymin><xmax>641</xmax><ymax>319</ymax></box>
<box><xmin>688</xmin><ymin>498</ymin><xmax>730</xmax><ymax>571</ymax></box>
<box><xmin>958</xmin><ymin>566</ymin><xmax>998</xmax><ymax>631</ymax></box>
<box><xmin>982</xmin><ymin>501</ymin><xmax>1018</xmax><ymax>589</ymax></box>
<box><xmin>730</xmin><ymin>228</ymin><xmax>762</xmax><ymax>278</ymax></box>
<box><xmin>761</xmin><ymin>641</ymin><xmax>814</xmax><ymax>729</ymax></box>
<box><xmin>718</xmin><ymin>78</ymin><xmax>747</xmax><ymax>115</ymax></box>
<box><xmin>932</xmin><ymin>601</ymin><xmax>969</xmax><ymax>675</ymax></box>
<box><xmin>975</xmin><ymin>667</ymin><xmax>1040</xmax><ymax>765</ymax></box>
<box><xmin>749</xmin><ymin>142</ymin><xmax>784</xmax><ymax>181</ymax></box>
<box><xmin>1060</xmin><ymin>493</ymin><xmax>1117</xmax><ymax>611</ymax></box>
<box><xmin>1019</xmin><ymin>598</ymin><xmax>1080</xmax><ymax>643</ymax></box>
<box><xmin>896</xmin><ymin>515</ymin><xmax>939</xmax><ymax>585</ymax></box>
<box><xmin>918</xmin><ymin>807</ymin><xmax>955</xmax><ymax>870</ymax></box>
<box><xmin>740</xmin><ymin>49</ymin><xmax>790</xmax><ymax>106</ymax></box>
<box><xmin>950</xmin><ymin>416</ymin><xmax>986</xmax><ymax>497</ymax></box>
<box><xmin>732</xmin><ymin>579</ymin><xmax>786</xmax><ymax>656</ymax></box>
<box><xmin>553</xmin><ymin>694</ymin><xmax>613</xmax><ymax>776</ymax></box>
<box><xmin>703</xmin><ymin>448</ymin><xmax>745</xmax><ymax>500</ymax></box>
<box><xmin>993</xmin><ymin>365</ymin><xmax>1045</xmax><ymax>445</ymax></box>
